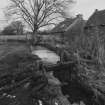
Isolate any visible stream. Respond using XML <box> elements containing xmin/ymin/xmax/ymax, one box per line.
<box><xmin>32</xmin><ymin>46</ymin><xmax>60</xmax><ymax>65</ymax></box>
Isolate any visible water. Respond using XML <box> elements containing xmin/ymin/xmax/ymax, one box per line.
<box><xmin>32</xmin><ymin>46</ymin><xmax>60</xmax><ymax>64</ymax></box>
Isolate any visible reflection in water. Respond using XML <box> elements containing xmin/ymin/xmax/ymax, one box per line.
<box><xmin>32</xmin><ymin>49</ymin><xmax>60</xmax><ymax>64</ymax></box>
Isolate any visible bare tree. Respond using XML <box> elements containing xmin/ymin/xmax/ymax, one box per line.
<box><xmin>11</xmin><ymin>21</ymin><xmax>24</xmax><ymax>35</ymax></box>
<box><xmin>6</xmin><ymin>0</ymin><xmax>74</xmax><ymax>44</ymax></box>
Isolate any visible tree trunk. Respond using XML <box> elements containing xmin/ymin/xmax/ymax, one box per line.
<box><xmin>31</xmin><ymin>24</ymin><xmax>39</xmax><ymax>46</ymax></box>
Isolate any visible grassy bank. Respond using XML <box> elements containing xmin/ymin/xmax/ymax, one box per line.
<box><xmin>0</xmin><ymin>42</ymin><xmax>30</xmax><ymax>60</ymax></box>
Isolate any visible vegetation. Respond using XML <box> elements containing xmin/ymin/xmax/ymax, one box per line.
<box><xmin>2</xmin><ymin>21</ymin><xmax>24</xmax><ymax>35</ymax></box>
<box><xmin>2</xmin><ymin>25</ymin><xmax>16</xmax><ymax>35</ymax></box>
<box><xmin>0</xmin><ymin>42</ymin><xmax>105</xmax><ymax>105</ymax></box>
<box><xmin>6</xmin><ymin>0</ymin><xmax>74</xmax><ymax>44</ymax></box>
<box><xmin>0</xmin><ymin>1</ymin><xmax>105</xmax><ymax>105</ymax></box>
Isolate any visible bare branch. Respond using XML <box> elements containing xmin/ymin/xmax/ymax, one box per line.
<box><xmin>28</xmin><ymin>0</ymin><xmax>36</xmax><ymax>16</ymax></box>
<box><xmin>7</xmin><ymin>0</ymin><xmax>73</xmax><ymax>32</ymax></box>
<box><xmin>21</xmin><ymin>14</ymin><xmax>34</xmax><ymax>31</ymax></box>
<box><xmin>39</xmin><ymin>23</ymin><xmax>57</xmax><ymax>28</ymax></box>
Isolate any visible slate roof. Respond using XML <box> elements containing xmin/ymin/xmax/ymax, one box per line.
<box><xmin>64</xmin><ymin>15</ymin><xmax>85</xmax><ymax>36</ymax></box>
<box><xmin>52</xmin><ymin>14</ymin><xmax>85</xmax><ymax>34</ymax></box>
<box><xmin>86</xmin><ymin>9</ymin><xmax>105</xmax><ymax>27</ymax></box>
<box><xmin>50</xmin><ymin>14</ymin><xmax>86</xmax><ymax>46</ymax></box>
<box><xmin>51</xmin><ymin>18</ymin><xmax>76</xmax><ymax>32</ymax></box>
<box><xmin>84</xmin><ymin>9</ymin><xmax>105</xmax><ymax>36</ymax></box>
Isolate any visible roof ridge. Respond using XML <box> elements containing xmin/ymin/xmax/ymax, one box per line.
<box><xmin>65</xmin><ymin>17</ymin><xmax>83</xmax><ymax>31</ymax></box>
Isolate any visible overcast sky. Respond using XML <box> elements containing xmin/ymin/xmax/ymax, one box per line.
<box><xmin>0</xmin><ymin>0</ymin><xmax>9</xmax><ymax>19</ymax></box>
<box><xmin>71</xmin><ymin>0</ymin><xmax>105</xmax><ymax>19</ymax></box>
<box><xmin>0</xmin><ymin>0</ymin><xmax>105</xmax><ymax>28</ymax></box>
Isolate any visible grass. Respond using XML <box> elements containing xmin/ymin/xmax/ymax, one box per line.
<box><xmin>0</xmin><ymin>42</ymin><xmax>30</xmax><ymax>60</ymax></box>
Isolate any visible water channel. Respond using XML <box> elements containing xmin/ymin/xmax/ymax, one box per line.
<box><xmin>32</xmin><ymin>46</ymin><xmax>60</xmax><ymax>65</ymax></box>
